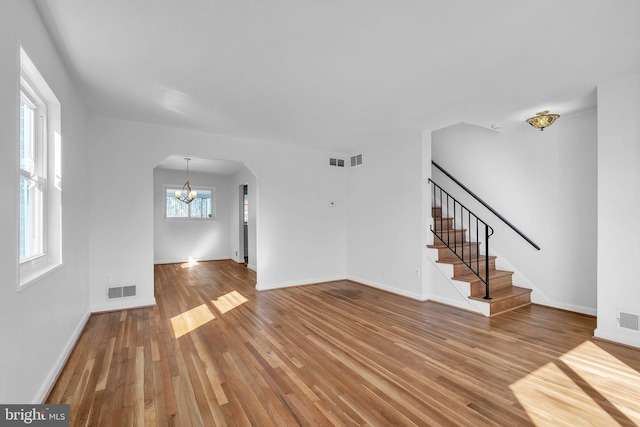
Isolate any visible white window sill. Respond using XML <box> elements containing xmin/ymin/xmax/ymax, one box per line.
<box><xmin>164</xmin><ymin>217</ymin><xmax>216</xmax><ymax>222</ymax></box>
<box><xmin>18</xmin><ymin>262</ymin><xmax>64</xmax><ymax>291</ymax></box>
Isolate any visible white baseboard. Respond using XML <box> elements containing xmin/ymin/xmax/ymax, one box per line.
<box><xmin>154</xmin><ymin>257</ymin><xmax>230</xmax><ymax>265</ymax></box>
<box><xmin>34</xmin><ymin>310</ymin><xmax>91</xmax><ymax>403</ymax></box>
<box><xmin>253</xmin><ymin>271</ymin><xmax>432</xmax><ymax>304</ymax></box>
<box><xmin>256</xmin><ymin>274</ymin><xmax>427</xmax><ymax>302</ymax></box>
<box><xmin>594</xmin><ymin>328</ymin><xmax>640</xmax><ymax>349</ymax></box>
<box><xmin>91</xmin><ymin>297</ymin><xmax>156</xmax><ymax>314</ymax></box>
<box><xmin>256</xmin><ymin>275</ymin><xmax>344</xmax><ymax>291</ymax></box>
<box><xmin>533</xmin><ymin>299</ymin><xmax>597</xmax><ymax>316</ymax></box>
<box><xmin>347</xmin><ymin>275</ymin><xmax>427</xmax><ymax>301</ymax></box>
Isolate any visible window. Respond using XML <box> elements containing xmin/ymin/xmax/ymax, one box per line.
<box><xmin>18</xmin><ymin>47</ymin><xmax>62</xmax><ymax>289</ymax></box>
<box><xmin>165</xmin><ymin>187</ymin><xmax>215</xmax><ymax>219</ymax></box>
<box><xmin>243</xmin><ymin>185</ymin><xmax>248</xmax><ymax>225</ymax></box>
<box><xmin>19</xmin><ymin>90</ymin><xmax>45</xmax><ymax>261</ymax></box>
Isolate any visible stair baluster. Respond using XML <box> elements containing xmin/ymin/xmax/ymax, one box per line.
<box><xmin>429</xmin><ymin>179</ymin><xmax>493</xmax><ymax>300</ymax></box>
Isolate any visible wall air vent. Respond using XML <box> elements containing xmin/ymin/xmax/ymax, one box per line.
<box><xmin>329</xmin><ymin>157</ymin><xmax>345</xmax><ymax>167</ymax></box>
<box><xmin>350</xmin><ymin>153</ymin><xmax>363</xmax><ymax>167</ymax></box>
<box><xmin>107</xmin><ymin>285</ymin><xmax>137</xmax><ymax>299</ymax></box>
<box><xmin>618</xmin><ymin>310</ymin><xmax>640</xmax><ymax>331</ymax></box>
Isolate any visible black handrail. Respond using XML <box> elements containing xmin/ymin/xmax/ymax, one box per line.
<box><xmin>429</xmin><ymin>179</ymin><xmax>493</xmax><ymax>300</ymax></box>
<box><xmin>431</xmin><ymin>161</ymin><xmax>541</xmax><ymax>251</ymax></box>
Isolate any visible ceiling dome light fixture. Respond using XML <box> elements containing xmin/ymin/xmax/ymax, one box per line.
<box><xmin>526</xmin><ymin>110</ymin><xmax>560</xmax><ymax>131</ymax></box>
<box><xmin>175</xmin><ymin>157</ymin><xmax>197</xmax><ymax>204</ymax></box>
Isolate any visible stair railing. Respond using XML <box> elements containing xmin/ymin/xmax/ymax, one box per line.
<box><xmin>429</xmin><ymin>178</ymin><xmax>493</xmax><ymax>300</ymax></box>
<box><xmin>432</xmin><ymin>161</ymin><xmax>540</xmax><ymax>251</ymax></box>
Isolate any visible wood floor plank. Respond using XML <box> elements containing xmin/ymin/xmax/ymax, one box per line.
<box><xmin>46</xmin><ymin>260</ymin><xmax>640</xmax><ymax>426</ymax></box>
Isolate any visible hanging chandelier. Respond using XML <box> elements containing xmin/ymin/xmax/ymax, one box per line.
<box><xmin>175</xmin><ymin>157</ymin><xmax>197</xmax><ymax>204</ymax></box>
<box><xmin>526</xmin><ymin>110</ymin><xmax>560</xmax><ymax>131</ymax></box>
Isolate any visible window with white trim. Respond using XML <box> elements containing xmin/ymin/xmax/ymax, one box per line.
<box><xmin>18</xmin><ymin>47</ymin><xmax>62</xmax><ymax>288</ymax></box>
<box><xmin>19</xmin><ymin>89</ymin><xmax>45</xmax><ymax>261</ymax></box>
<box><xmin>165</xmin><ymin>187</ymin><xmax>215</xmax><ymax>219</ymax></box>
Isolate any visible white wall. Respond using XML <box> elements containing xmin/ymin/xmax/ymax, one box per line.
<box><xmin>88</xmin><ymin>115</ymin><xmax>348</xmax><ymax>311</ymax></box>
<box><xmin>431</xmin><ymin>110</ymin><xmax>598</xmax><ymax>315</ymax></box>
<box><xmin>5</xmin><ymin>0</ymin><xmax>634</xmax><ymax>406</ymax></box>
<box><xmin>154</xmin><ymin>169</ymin><xmax>233</xmax><ymax>264</ymax></box>
<box><xmin>595</xmin><ymin>73</ymin><xmax>640</xmax><ymax>348</ymax></box>
<box><xmin>0</xmin><ymin>0</ymin><xmax>90</xmax><ymax>403</ymax></box>
<box><xmin>346</xmin><ymin>132</ymin><xmax>427</xmax><ymax>300</ymax></box>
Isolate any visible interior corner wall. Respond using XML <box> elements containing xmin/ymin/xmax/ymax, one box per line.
<box><xmin>153</xmin><ymin>169</ymin><xmax>233</xmax><ymax>264</ymax></box>
<box><xmin>88</xmin><ymin>115</ymin><xmax>347</xmax><ymax>311</ymax></box>
<box><xmin>346</xmin><ymin>132</ymin><xmax>425</xmax><ymax>300</ymax></box>
<box><xmin>0</xmin><ymin>0</ymin><xmax>90</xmax><ymax>403</ymax></box>
<box><xmin>595</xmin><ymin>73</ymin><xmax>640</xmax><ymax>348</ymax></box>
<box><xmin>431</xmin><ymin>111</ymin><xmax>597</xmax><ymax>315</ymax></box>
<box><xmin>421</xmin><ymin>130</ymin><xmax>433</xmax><ymax>299</ymax></box>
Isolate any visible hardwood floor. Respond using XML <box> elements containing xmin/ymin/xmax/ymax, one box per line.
<box><xmin>47</xmin><ymin>260</ymin><xmax>640</xmax><ymax>426</ymax></box>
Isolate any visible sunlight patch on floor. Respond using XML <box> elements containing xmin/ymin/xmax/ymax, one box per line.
<box><xmin>212</xmin><ymin>291</ymin><xmax>248</xmax><ymax>314</ymax></box>
<box><xmin>170</xmin><ymin>304</ymin><xmax>215</xmax><ymax>338</ymax></box>
<box><xmin>510</xmin><ymin>341</ymin><xmax>640</xmax><ymax>426</ymax></box>
<box><xmin>181</xmin><ymin>256</ymin><xmax>200</xmax><ymax>268</ymax></box>
<box><xmin>560</xmin><ymin>341</ymin><xmax>640</xmax><ymax>422</ymax></box>
<box><xmin>510</xmin><ymin>362</ymin><xmax>617</xmax><ymax>426</ymax></box>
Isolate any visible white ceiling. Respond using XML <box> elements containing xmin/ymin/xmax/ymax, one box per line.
<box><xmin>155</xmin><ymin>155</ymin><xmax>245</xmax><ymax>175</ymax></box>
<box><xmin>35</xmin><ymin>0</ymin><xmax>640</xmax><ymax>152</ymax></box>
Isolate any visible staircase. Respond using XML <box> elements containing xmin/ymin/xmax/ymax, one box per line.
<box><xmin>428</xmin><ymin>206</ymin><xmax>532</xmax><ymax>316</ymax></box>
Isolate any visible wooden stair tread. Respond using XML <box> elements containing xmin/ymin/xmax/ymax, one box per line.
<box><xmin>427</xmin><ymin>241</ymin><xmax>480</xmax><ymax>249</ymax></box>
<box><xmin>432</xmin><ymin>229</ymin><xmax>467</xmax><ymax>234</ymax></box>
<box><xmin>430</xmin><ymin>205</ymin><xmax>532</xmax><ymax>316</ymax></box>
<box><xmin>436</xmin><ymin>255</ymin><xmax>496</xmax><ymax>266</ymax></box>
<box><xmin>468</xmin><ymin>286</ymin><xmax>532</xmax><ymax>302</ymax></box>
<box><xmin>453</xmin><ymin>269</ymin><xmax>512</xmax><ymax>283</ymax></box>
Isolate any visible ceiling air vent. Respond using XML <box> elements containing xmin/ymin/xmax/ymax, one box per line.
<box><xmin>329</xmin><ymin>157</ymin><xmax>345</xmax><ymax>167</ymax></box>
<box><xmin>350</xmin><ymin>153</ymin><xmax>363</xmax><ymax>167</ymax></box>
<box><xmin>107</xmin><ymin>285</ymin><xmax>137</xmax><ymax>299</ymax></box>
<box><xmin>618</xmin><ymin>310</ymin><xmax>640</xmax><ymax>331</ymax></box>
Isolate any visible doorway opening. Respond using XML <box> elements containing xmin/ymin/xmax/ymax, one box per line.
<box><xmin>240</xmin><ymin>184</ymin><xmax>249</xmax><ymax>266</ymax></box>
